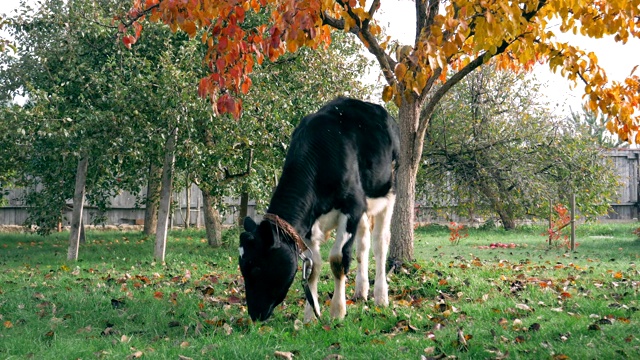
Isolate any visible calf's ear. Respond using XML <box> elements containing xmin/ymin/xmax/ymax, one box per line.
<box><xmin>258</xmin><ymin>221</ymin><xmax>275</xmax><ymax>249</ymax></box>
<box><xmin>243</xmin><ymin>217</ymin><xmax>257</xmax><ymax>232</ymax></box>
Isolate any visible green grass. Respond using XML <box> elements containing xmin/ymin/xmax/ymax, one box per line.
<box><xmin>0</xmin><ymin>223</ymin><xmax>639</xmax><ymax>359</ymax></box>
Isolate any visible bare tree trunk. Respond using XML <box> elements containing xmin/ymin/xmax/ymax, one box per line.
<box><xmin>185</xmin><ymin>179</ymin><xmax>191</xmax><ymax>228</ymax></box>
<box><xmin>155</xmin><ymin>127</ymin><xmax>178</xmax><ymax>261</ymax></box>
<box><xmin>389</xmin><ymin>101</ymin><xmax>422</xmax><ymax>267</ymax></box>
<box><xmin>238</xmin><ymin>191</ymin><xmax>249</xmax><ymax>227</ymax></box>
<box><xmin>144</xmin><ymin>162</ymin><xmax>162</xmax><ymax>235</ymax></box>
<box><xmin>202</xmin><ymin>190</ymin><xmax>223</xmax><ymax>247</ymax></box>
<box><xmin>68</xmin><ymin>155</ymin><xmax>89</xmax><ymax>261</ymax></box>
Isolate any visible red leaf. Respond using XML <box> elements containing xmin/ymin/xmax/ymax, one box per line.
<box><xmin>198</xmin><ymin>77</ymin><xmax>210</xmax><ymax>98</ymax></box>
<box><xmin>122</xmin><ymin>35</ymin><xmax>136</xmax><ymax>49</ymax></box>
<box><xmin>153</xmin><ymin>291</ymin><xmax>164</xmax><ymax>299</ymax></box>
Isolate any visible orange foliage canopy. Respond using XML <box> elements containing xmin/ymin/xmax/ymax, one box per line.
<box><xmin>121</xmin><ymin>0</ymin><xmax>640</xmax><ymax>142</ymax></box>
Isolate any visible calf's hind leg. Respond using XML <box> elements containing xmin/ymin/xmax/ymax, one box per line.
<box><xmin>372</xmin><ymin>194</ymin><xmax>395</xmax><ymax>306</ymax></box>
<box><xmin>328</xmin><ymin>209</ymin><xmax>362</xmax><ymax>319</ymax></box>
<box><xmin>354</xmin><ymin>214</ymin><xmax>371</xmax><ymax>301</ymax></box>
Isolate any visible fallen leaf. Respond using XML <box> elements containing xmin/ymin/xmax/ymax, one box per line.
<box><xmin>624</xmin><ymin>335</ymin><xmax>634</xmax><ymax>343</ymax></box>
<box><xmin>111</xmin><ymin>299</ymin><xmax>125</xmax><ymax>309</ymax></box>
<box><xmin>178</xmin><ymin>356</ymin><xmax>193</xmax><ymax>360</ymax></box>
<box><xmin>515</xmin><ymin>304</ymin><xmax>532</xmax><ymax>312</ymax></box>
<box><xmin>76</xmin><ymin>325</ymin><xmax>92</xmax><ymax>334</ymax></box>
<box><xmin>597</xmin><ymin>318</ymin><xmax>613</xmax><ymax>325</ymax></box>
<box><xmin>3</xmin><ymin>320</ymin><xmax>12</xmax><ymax>329</ymax></box>
<box><xmin>223</xmin><ymin>323</ymin><xmax>233</xmax><ymax>335</ymax></box>
<box><xmin>323</xmin><ymin>355</ymin><xmax>344</xmax><ymax>360</ymax></box>
<box><xmin>274</xmin><ymin>351</ymin><xmax>294</xmax><ymax>360</ymax></box>
<box><xmin>126</xmin><ymin>350</ymin><xmax>143</xmax><ymax>359</ymax></box>
<box><xmin>529</xmin><ymin>323</ymin><xmax>541</xmax><ymax>332</ymax></box>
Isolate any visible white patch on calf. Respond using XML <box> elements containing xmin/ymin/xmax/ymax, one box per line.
<box><xmin>366</xmin><ymin>194</ymin><xmax>392</xmax><ymax>216</ymax></box>
<box><xmin>238</xmin><ymin>247</ymin><xmax>244</xmax><ymax>258</ymax></box>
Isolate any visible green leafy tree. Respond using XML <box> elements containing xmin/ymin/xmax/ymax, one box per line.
<box><xmin>569</xmin><ymin>107</ymin><xmax>624</xmax><ymax>149</ymax></box>
<box><xmin>419</xmin><ymin>65</ymin><xmax>618</xmax><ymax>229</ymax></box>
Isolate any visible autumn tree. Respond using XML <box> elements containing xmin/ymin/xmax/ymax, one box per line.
<box><xmin>191</xmin><ymin>31</ymin><xmax>374</xmax><ymax>246</ymax></box>
<box><xmin>122</xmin><ymin>0</ymin><xmax>640</xmax><ymax>264</ymax></box>
<box><xmin>419</xmin><ymin>64</ymin><xmax>618</xmax><ymax>229</ymax></box>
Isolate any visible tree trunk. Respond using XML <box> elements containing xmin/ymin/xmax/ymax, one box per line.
<box><xmin>477</xmin><ymin>180</ymin><xmax>516</xmax><ymax>230</ymax></box>
<box><xmin>202</xmin><ymin>190</ymin><xmax>223</xmax><ymax>247</ymax></box>
<box><xmin>79</xmin><ymin>217</ymin><xmax>85</xmax><ymax>244</ymax></box>
<box><xmin>389</xmin><ymin>101</ymin><xmax>423</xmax><ymax>267</ymax></box>
<box><xmin>185</xmin><ymin>180</ymin><xmax>191</xmax><ymax>228</ymax></box>
<box><xmin>155</xmin><ymin>127</ymin><xmax>178</xmax><ymax>261</ymax></box>
<box><xmin>68</xmin><ymin>155</ymin><xmax>89</xmax><ymax>261</ymax></box>
<box><xmin>143</xmin><ymin>161</ymin><xmax>162</xmax><ymax>235</ymax></box>
<box><xmin>238</xmin><ymin>190</ymin><xmax>249</xmax><ymax>227</ymax></box>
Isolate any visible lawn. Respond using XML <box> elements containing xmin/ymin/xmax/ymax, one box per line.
<box><xmin>0</xmin><ymin>223</ymin><xmax>639</xmax><ymax>359</ymax></box>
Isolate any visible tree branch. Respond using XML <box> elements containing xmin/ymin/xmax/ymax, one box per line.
<box><xmin>120</xmin><ymin>3</ymin><xmax>160</xmax><ymax>29</ymax></box>
<box><xmin>320</xmin><ymin>4</ymin><xmax>396</xmax><ymax>86</ymax></box>
<box><xmin>223</xmin><ymin>149</ymin><xmax>254</xmax><ymax>181</ymax></box>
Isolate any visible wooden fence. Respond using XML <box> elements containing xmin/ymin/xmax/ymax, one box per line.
<box><xmin>1</xmin><ymin>149</ymin><xmax>639</xmax><ymax>227</ymax></box>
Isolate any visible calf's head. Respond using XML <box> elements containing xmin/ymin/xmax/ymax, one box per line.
<box><xmin>239</xmin><ymin>217</ymin><xmax>298</xmax><ymax>321</ymax></box>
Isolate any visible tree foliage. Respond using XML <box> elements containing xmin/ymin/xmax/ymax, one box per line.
<box><xmin>123</xmin><ymin>0</ymin><xmax>640</xmax><ymax>141</ymax></box>
<box><xmin>0</xmin><ymin>0</ymin><xmax>374</xmax><ymax>237</ymax></box>
<box><xmin>122</xmin><ymin>0</ymin><xmax>640</xmax><ymax>263</ymax></box>
<box><xmin>569</xmin><ymin>106</ymin><xmax>625</xmax><ymax>149</ymax></box>
<box><xmin>419</xmin><ymin>65</ymin><xmax>619</xmax><ymax>229</ymax></box>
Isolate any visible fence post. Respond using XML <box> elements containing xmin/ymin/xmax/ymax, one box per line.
<box><xmin>549</xmin><ymin>198</ymin><xmax>553</xmax><ymax>246</ymax></box>
<box><xmin>570</xmin><ymin>193</ymin><xmax>576</xmax><ymax>251</ymax></box>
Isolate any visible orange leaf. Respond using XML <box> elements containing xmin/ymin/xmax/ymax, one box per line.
<box><xmin>153</xmin><ymin>291</ymin><xmax>164</xmax><ymax>299</ymax></box>
<box><xmin>3</xmin><ymin>320</ymin><xmax>13</xmax><ymax>329</ymax></box>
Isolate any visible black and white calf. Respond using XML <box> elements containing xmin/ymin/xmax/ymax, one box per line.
<box><xmin>239</xmin><ymin>97</ymin><xmax>399</xmax><ymax>322</ymax></box>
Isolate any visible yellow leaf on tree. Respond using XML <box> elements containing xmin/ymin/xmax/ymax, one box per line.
<box><xmin>394</xmin><ymin>63</ymin><xmax>408</xmax><ymax>81</ymax></box>
<box><xmin>382</xmin><ymin>85</ymin><xmax>394</xmax><ymax>102</ymax></box>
